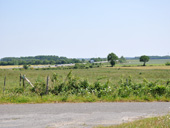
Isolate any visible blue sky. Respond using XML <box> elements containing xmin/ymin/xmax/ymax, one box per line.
<box><xmin>0</xmin><ymin>0</ymin><xmax>170</xmax><ymax>58</ymax></box>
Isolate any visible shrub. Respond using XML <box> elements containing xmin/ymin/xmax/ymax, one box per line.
<box><xmin>31</xmin><ymin>80</ymin><xmax>46</xmax><ymax>96</ymax></box>
<box><xmin>23</xmin><ymin>64</ymin><xmax>29</xmax><ymax>69</ymax></box>
<box><xmin>165</xmin><ymin>62</ymin><xmax>170</xmax><ymax>66</ymax></box>
<box><xmin>151</xmin><ymin>85</ymin><xmax>166</xmax><ymax>96</ymax></box>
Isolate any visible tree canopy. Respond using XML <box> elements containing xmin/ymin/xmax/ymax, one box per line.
<box><xmin>139</xmin><ymin>55</ymin><xmax>150</xmax><ymax>66</ymax></box>
<box><xmin>107</xmin><ymin>53</ymin><xmax>118</xmax><ymax>67</ymax></box>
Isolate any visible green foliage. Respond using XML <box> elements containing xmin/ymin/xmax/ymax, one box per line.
<box><xmin>89</xmin><ymin>57</ymin><xmax>106</xmax><ymax>62</ymax></box>
<box><xmin>23</xmin><ymin>64</ymin><xmax>29</xmax><ymax>69</ymax></box>
<box><xmin>1</xmin><ymin>67</ymin><xmax>170</xmax><ymax>103</ymax></box>
<box><xmin>119</xmin><ymin>56</ymin><xmax>126</xmax><ymax>63</ymax></box>
<box><xmin>110</xmin><ymin>60</ymin><xmax>115</xmax><ymax>67</ymax></box>
<box><xmin>165</xmin><ymin>62</ymin><xmax>170</xmax><ymax>66</ymax></box>
<box><xmin>74</xmin><ymin>63</ymin><xmax>86</xmax><ymax>69</ymax></box>
<box><xmin>139</xmin><ymin>55</ymin><xmax>150</xmax><ymax>66</ymax></box>
<box><xmin>0</xmin><ymin>55</ymin><xmax>81</xmax><ymax>66</ymax></box>
<box><xmin>2</xmin><ymin>70</ymin><xmax>170</xmax><ymax>103</ymax></box>
<box><xmin>74</xmin><ymin>63</ymin><xmax>102</xmax><ymax>69</ymax></box>
<box><xmin>7</xmin><ymin>87</ymin><xmax>25</xmax><ymax>94</ymax></box>
<box><xmin>107</xmin><ymin>53</ymin><xmax>118</xmax><ymax>67</ymax></box>
<box><xmin>134</xmin><ymin>55</ymin><xmax>170</xmax><ymax>59</ymax></box>
<box><xmin>31</xmin><ymin>79</ymin><xmax>46</xmax><ymax>96</ymax></box>
<box><xmin>151</xmin><ymin>85</ymin><xmax>166</xmax><ymax>96</ymax></box>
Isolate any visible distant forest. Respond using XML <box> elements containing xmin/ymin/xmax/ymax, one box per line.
<box><xmin>0</xmin><ymin>56</ymin><xmax>106</xmax><ymax>66</ymax></box>
<box><xmin>0</xmin><ymin>55</ymin><xmax>169</xmax><ymax>66</ymax></box>
<box><xmin>133</xmin><ymin>56</ymin><xmax>170</xmax><ymax>59</ymax></box>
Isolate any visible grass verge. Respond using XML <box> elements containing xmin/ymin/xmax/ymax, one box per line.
<box><xmin>95</xmin><ymin>114</ymin><xmax>170</xmax><ymax>128</ymax></box>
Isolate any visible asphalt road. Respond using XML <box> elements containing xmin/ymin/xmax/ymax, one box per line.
<box><xmin>0</xmin><ymin>102</ymin><xmax>170</xmax><ymax>128</ymax></box>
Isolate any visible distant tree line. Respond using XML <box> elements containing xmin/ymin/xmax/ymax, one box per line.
<box><xmin>0</xmin><ymin>56</ymin><xmax>109</xmax><ymax>66</ymax></box>
<box><xmin>89</xmin><ymin>57</ymin><xmax>107</xmax><ymax>62</ymax></box>
<box><xmin>0</xmin><ymin>55</ymin><xmax>81</xmax><ymax>66</ymax></box>
<box><xmin>134</xmin><ymin>56</ymin><xmax>170</xmax><ymax>59</ymax></box>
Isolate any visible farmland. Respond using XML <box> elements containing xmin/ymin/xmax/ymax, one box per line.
<box><xmin>0</xmin><ymin>59</ymin><xmax>170</xmax><ymax>103</ymax></box>
<box><xmin>1</xmin><ymin>66</ymin><xmax>170</xmax><ymax>87</ymax></box>
<box><xmin>119</xmin><ymin>59</ymin><xmax>170</xmax><ymax>66</ymax></box>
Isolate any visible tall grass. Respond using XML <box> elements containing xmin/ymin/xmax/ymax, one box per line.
<box><xmin>1</xmin><ymin>66</ymin><xmax>170</xmax><ymax>87</ymax></box>
<box><xmin>1</xmin><ymin>68</ymin><xmax>170</xmax><ymax>103</ymax></box>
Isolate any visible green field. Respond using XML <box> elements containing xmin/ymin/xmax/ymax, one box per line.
<box><xmin>119</xmin><ymin>59</ymin><xmax>170</xmax><ymax>66</ymax></box>
<box><xmin>0</xmin><ymin>63</ymin><xmax>170</xmax><ymax>103</ymax></box>
<box><xmin>1</xmin><ymin>58</ymin><xmax>170</xmax><ymax>103</ymax></box>
<box><xmin>1</xmin><ymin>66</ymin><xmax>170</xmax><ymax>88</ymax></box>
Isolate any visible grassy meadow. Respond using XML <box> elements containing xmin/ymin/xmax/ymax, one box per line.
<box><xmin>1</xmin><ymin>66</ymin><xmax>170</xmax><ymax>88</ymax></box>
<box><xmin>0</xmin><ymin>59</ymin><xmax>170</xmax><ymax>103</ymax></box>
<box><xmin>119</xmin><ymin>59</ymin><xmax>170</xmax><ymax>66</ymax></box>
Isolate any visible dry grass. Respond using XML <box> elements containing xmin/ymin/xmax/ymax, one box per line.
<box><xmin>0</xmin><ymin>65</ymin><xmax>22</xmax><ymax>69</ymax></box>
<box><xmin>0</xmin><ymin>65</ymin><xmax>48</xmax><ymax>69</ymax></box>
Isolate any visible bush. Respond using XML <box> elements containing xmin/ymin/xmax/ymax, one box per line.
<box><xmin>151</xmin><ymin>85</ymin><xmax>166</xmax><ymax>96</ymax></box>
<box><xmin>31</xmin><ymin>80</ymin><xmax>46</xmax><ymax>96</ymax></box>
<box><xmin>165</xmin><ymin>62</ymin><xmax>170</xmax><ymax>66</ymax></box>
<box><xmin>23</xmin><ymin>64</ymin><xmax>29</xmax><ymax>69</ymax></box>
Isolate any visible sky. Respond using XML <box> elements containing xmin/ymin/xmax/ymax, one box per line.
<box><xmin>0</xmin><ymin>0</ymin><xmax>170</xmax><ymax>59</ymax></box>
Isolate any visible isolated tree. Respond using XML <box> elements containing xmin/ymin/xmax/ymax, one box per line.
<box><xmin>139</xmin><ymin>55</ymin><xmax>150</xmax><ymax>66</ymax></box>
<box><xmin>107</xmin><ymin>53</ymin><xmax>118</xmax><ymax>67</ymax></box>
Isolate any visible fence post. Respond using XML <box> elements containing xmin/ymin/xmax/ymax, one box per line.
<box><xmin>23</xmin><ymin>75</ymin><xmax>25</xmax><ymax>88</ymax></box>
<box><xmin>3</xmin><ymin>76</ymin><xmax>6</xmax><ymax>95</ymax></box>
<box><xmin>46</xmin><ymin>75</ymin><xmax>49</xmax><ymax>95</ymax></box>
<box><xmin>20</xmin><ymin>74</ymin><xmax>22</xmax><ymax>86</ymax></box>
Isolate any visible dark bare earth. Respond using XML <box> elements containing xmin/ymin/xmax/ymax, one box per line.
<box><xmin>0</xmin><ymin>102</ymin><xmax>170</xmax><ymax>128</ymax></box>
